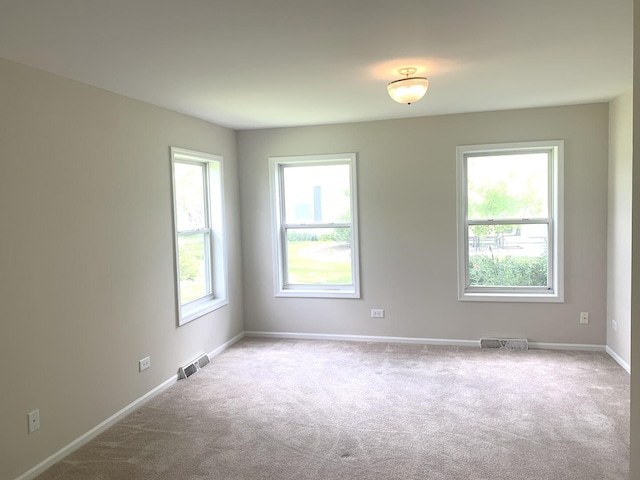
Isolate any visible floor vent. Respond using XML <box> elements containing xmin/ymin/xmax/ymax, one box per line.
<box><xmin>197</xmin><ymin>353</ymin><xmax>210</xmax><ymax>368</ymax></box>
<box><xmin>179</xmin><ymin>353</ymin><xmax>211</xmax><ymax>379</ymax></box>
<box><xmin>480</xmin><ymin>337</ymin><xmax>529</xmax><ymax>350</ymax></box>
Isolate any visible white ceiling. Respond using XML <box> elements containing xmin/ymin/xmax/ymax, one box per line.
<box><xmin>0</xmin><ymin>0</ymin><xmax>632</xmax><ymax>130</ymax></box>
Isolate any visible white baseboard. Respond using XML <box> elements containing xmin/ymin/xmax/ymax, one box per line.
<box><xmin>244</xmin><ymin>331</ymin><xmax>480</xmax><ymax>347</ymax></box>
<box><xmin>528</xmin><ymin>342</ymin><xmax>605</xmax><ymax>352</ymax></box>
<box><xmin>606</xmin><ymin>346</ymin><xmax>631</xmax><ymax>374</ymax></box>
<box><xmin>245</xmin><ymin>331</ymin><xmax>608</xmax><ymax>353</ymax></box>
<box><xmin>14</xmin><ymin>331</ymin><xmax>246</xmax><ymax>480</ymax></box>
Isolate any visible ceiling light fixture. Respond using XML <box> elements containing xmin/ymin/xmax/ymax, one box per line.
<box><xmin>387</xmin><ymin>67</ymin><xmax>429</xmax><ymax>105</ymax></box>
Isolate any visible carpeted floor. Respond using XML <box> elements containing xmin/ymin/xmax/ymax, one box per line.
<box><xmin>36</xmin><ymin>338</ymin><xmax>630</xmax><ymax>479</ymax></box>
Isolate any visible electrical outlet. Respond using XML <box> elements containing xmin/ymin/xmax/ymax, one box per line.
<box><xmin>612</xmin><ymin>319</ymin><xmax>618</xmax><ymax>332</ymax></box>
<box><xmin>371</xmin><ymin>309</ymin><xmax>385</xmax><ymax>318</ymax></box>
<box><xmin>139</xmin><ymin>356</ymin><xmax>151</xmax><ymax>372</ymax></box>
<box><xmin>579</xmin><ymin>312</ymin><xmax>589</xmax><ymax>324</ymax></box>
<box><xmin>28</xmin><ymin>409</ymin><xmax>40</xmax><ymax>434</ymax></box>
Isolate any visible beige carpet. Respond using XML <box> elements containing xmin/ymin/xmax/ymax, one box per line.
<box><xmin>36</xmin><ymin>338</ymin><xmax>630</xmax><ymax>479</ymax></box>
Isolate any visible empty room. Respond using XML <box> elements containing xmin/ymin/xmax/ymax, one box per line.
<box><xmin>1</xmin><ymin>0</ymin><xmax>639</xmax><ymax>479</ymax></box>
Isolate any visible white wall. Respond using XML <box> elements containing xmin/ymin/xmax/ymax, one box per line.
<box><xmin>607</xmin><ymin>91</ymin><xmax>633</xmax><ymax>370</ymax></box>
<box><xmin>0</xmin><ymin>58</ymin><xmax>244</xmax><ymax>480</ymax></box>
<box><xmin>630</xmin><ymin>2</ymin><xmax>640</xmax><ymax>478</ymax></box>
<box><xmin>238</xmin><ymin>104</ymin><xmax>609</xmax><ymax>345</ymax></box>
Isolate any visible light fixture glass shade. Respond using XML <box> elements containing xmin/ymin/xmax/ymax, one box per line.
<box><xmin>387</xmin><ymin>77</ymin><xmax>429</xmax><ymax>104</ymax></box>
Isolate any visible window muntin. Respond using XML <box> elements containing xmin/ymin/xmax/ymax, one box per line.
<box><xmin>171</xmin><ymin>147</ymin><xmax>228</xmax><ymax>324</ymax></box>
<box><xmin>457</xmin><ymin>141</ymin><xmax>563</xmax><ymax>302</ymax></box>
<box><xmin>270</xmin><ymin>154</ymin><xmax>360</xmax><ymax>298</ymax></box>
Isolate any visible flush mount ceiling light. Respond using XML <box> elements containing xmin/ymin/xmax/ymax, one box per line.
<box><xmin>387</xmin><ymin>67</ymin><xmax>429</xmax><ymax>105</ymax></box>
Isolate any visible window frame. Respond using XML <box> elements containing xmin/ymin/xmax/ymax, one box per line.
<box><xmin>269</xmin><ymin>153</ymin><xmax>360</xmax><ymax>298</ymax></box>
<box><xmin>170</xmin><ymin>147</ymin><xmax>229</xmax><ymax>325</ymax></box>
<box><xmin>456</xmin><ymin>140</ymin><xmax>564</xmax><ymax>303</ymax></box>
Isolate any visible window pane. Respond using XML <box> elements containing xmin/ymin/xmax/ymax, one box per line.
<box><xmin>283</xmin><ymin>164</ymin><xmax>351</xmax><ymax>224</ymax></box>
<box><xmin>286</xmin><ymin>228</ymin><xmax>352</xmax><ymax>285</ymax></box>
<box><xmin>467</xmin><ymin>153</ymin><xmax>548</xmax><ymax>220</ymax></box>
<box><xmin>468</xmin><ymin>223</ymin><xmax>548</xmax><ymax>287</ymax></box>
<box><xmin>175</xmin><ymin>162</ymin><xmax>206</xmax><ymax>231</ymax></box>
<box><xmin>178</xmin><ymin>233</ymin><xmax>211</xmax><ymax>303</ymax></box>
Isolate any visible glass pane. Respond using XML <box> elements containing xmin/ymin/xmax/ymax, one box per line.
<box><xmin>175</xmin><ymin>162</ymin><xmax>206</xmax><ymax>231</ymax></box>
<box><xmin>467</xmin><ymin>153</ymin><xmax>548</xmax><ymax>220</ymax></box>
<box><xmin>286</xmin><ymin>228</ymin><xmax>352</xmax><ymax>285</ymax></box>
<box><xmin>283</xmin><ymin>164</ymin><xmax>351</xmax><ymax>224</ymax></box>
<box><xmin>468</xmin><ymin>223</ymin><xmax>548</xmax><ymax>287</ymax></box>
<box><xmin>178</xmin><ymin>233</ymin><xmax>211</xmax><ymax>303</ymax></box>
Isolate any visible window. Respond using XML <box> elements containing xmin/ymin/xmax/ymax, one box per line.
<box><xmin>456</xmin><ymin>141</ymin><xmax>563</xmax><ymax>302</ymax></box>
<box><xmin>170</xmin><ymin>147</ymin><xmax>228</xmax><ymax>325</ymax></box>
<box><xmin>270</xmin><ymin>153</ymin><xmax>360</xmax><ymax>298</ymax></box>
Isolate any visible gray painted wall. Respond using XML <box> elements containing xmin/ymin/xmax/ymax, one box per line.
<box><xmin>238</xmin><ymin>105</ymin><xmax>608</xmax><ymax>345</ymax></box>
<box><xmin>0</xmin><ymin>58</ymin><xmax>245</xmax><ymax>480</ymax></box>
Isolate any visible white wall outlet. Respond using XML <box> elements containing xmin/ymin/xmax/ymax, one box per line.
<box><xmin>371</xmin><ymin>309</ymin><xmax>385</xmax><ymax>318</ymax></box>
<box><xmin>612</xmin><ymin>319</ymin><xmax>618</xmax><ymax>332</ymax></box>
<box><xmin>28</xmin><ymin>409</ymin><xmax>40</xmax><ymax>434</ymax></box>
<box><xmin>139</xmin><ymin>356</ymin><xmax>151</xmax><ymax>372</ymax></box>
<box><xmin>579</xmin><ymin>312</ymin><xmax>589</xmax><ymax>324</ymax></box>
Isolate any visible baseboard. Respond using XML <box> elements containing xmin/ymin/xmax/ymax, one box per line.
<box><xmin>245</xmin><ymin>331</ymin><xmax>607</xmax><ymax>353</ymax></box>
<box><xmin>528</xmin><ymin>342</ymin><xmax>605</xmax><ymax>352</ymax></box>
<box><xmin>606</xmin><ymin>346</ymin><xmax>631</xmax><ymax>374</ymax></box>
<box><xmin>246</xmin><ymin>331</ymin><xmax>478</xmax><ymax>347</ymax></box>
<box><xmin>14</xmin><ymin>331</ymin><xmax>246</xmax><ymax>480</ymax></box>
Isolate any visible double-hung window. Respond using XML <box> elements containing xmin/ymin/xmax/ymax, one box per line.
<box><xmin>456</xmin><ymin>141</ymin><xmax>563</xmax><ymax>302</ymax></box>
<box><xmin>170</xmin><ymin>147</ymin><xmax>228</xmax><ymax>325</ymax></box>
<box><xmin>270</xmin><ymin>153</ymin><xmax>360</xmax><ymax>298</ymax></box>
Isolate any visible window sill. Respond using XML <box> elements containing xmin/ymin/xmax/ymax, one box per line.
<box><xmin>459</xmin><ymin>291</ymin><xmax>563</xmax><ymax>303</ymax></box>
<box><xmin>179</xmin><ymin>296</ymin><xmax>229</xmax><ymax>325</ymax></box>
<box><xmin>275</xmin><ymin>288</ymin><xmax>360</xmax><ymax>299</ymax></box>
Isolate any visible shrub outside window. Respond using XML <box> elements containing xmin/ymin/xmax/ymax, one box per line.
<box><xmin>456</xmin><ymin>141</ymin><xmax>563</xmax><ymax>302</ymax></box>
<box><xmin>270</xmin><ymin>153</ymin><xmax>360</xmax><ymax>298</ymax></box>
<box><xmin>170</xmin><ymin>147</ymin><xmax>228</xmax><ymax>324</ymax></box>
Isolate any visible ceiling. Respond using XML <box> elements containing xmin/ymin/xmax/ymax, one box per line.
<box><xmin>0</xmin><ymin>0</ymin><xmax>632</xmax><ymax>130</ymax></box>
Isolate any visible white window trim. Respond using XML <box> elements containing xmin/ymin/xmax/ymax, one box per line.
<box><xmin>170</xmin><ymin>147</ymin><xmax>229</xmax><ymax>325</ymax></box>
<box><xmin>456</xmin><ymin>140</ymin><xmax>564</xmax><ymax>303</ymax></box>
<box><xmin>269</xmin><ymin>153</ymin><xmax>360</xmax><ymax>298</ymax></box>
